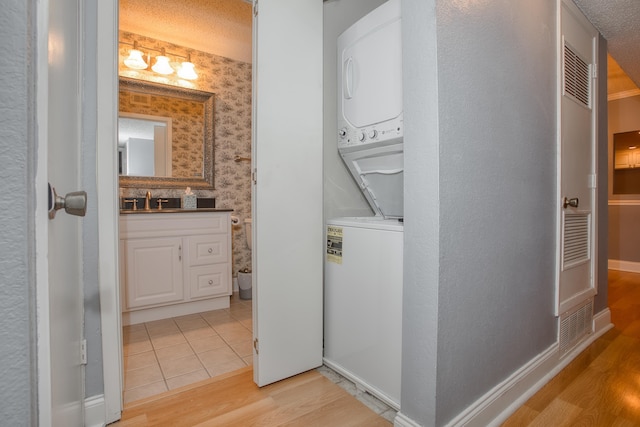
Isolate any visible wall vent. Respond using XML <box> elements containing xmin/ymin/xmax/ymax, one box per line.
<box><xmin>563</xmin><ymin>42</ymin><xmax>590</xmax><ymax>108</ymax></box>
<box><xmin>559</xmin><ymin>298</ymin><xmax>593</xmax><ymax>357</ymax></box>
<box><xmin>129</xmin><ymin>92</ymin><xmax>151</xmax><ymax>107</ymax></box>
<box><xmin>562</xmin><ymin>212</ymin><xmax>590</xmax><ymax>269</ymax></box>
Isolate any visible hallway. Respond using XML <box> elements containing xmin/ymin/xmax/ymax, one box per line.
<box><xmin>503</xmin><ymin>270</ymin><xmax>640</xmax><ymax>425</ymax></box>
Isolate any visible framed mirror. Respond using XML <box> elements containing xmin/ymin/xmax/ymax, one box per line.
<box><xmin>118</xmin><ymin>77</ymin><xmax>215</xmax><ymax>189</ymax></box>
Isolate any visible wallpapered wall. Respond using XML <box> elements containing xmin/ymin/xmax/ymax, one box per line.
<box><xmin>119</xmin><ymin>31</ymin><xmax>253</xmax><ymax>276</ymax></box>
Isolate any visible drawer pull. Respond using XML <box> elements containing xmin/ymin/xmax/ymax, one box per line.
<box><xmin>208</xmin><ymin>248</ymin><xmax>213</xmax><ymax>254</ymax></box>
<box><xmin>208</xmin><ymin>280</ymin><xmax>213</xmax><ymax>285</ymax></box>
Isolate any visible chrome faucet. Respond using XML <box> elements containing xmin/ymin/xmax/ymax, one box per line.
<box><xmin>144</xmin><ymin>191</ymin><xmax>152</xmax><ymax>210</ymax></box>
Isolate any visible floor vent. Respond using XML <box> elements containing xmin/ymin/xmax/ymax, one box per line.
<box><xmin>559</xmin><ymin>299</ymin><xmax>593</xmax><ymax>357</ymax></box>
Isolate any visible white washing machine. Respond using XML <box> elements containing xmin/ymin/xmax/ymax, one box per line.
<box><xmin>324</xmin><ymin>0</ymin><xmax>404</xmax><ymax>409</ymax></box>
<box><xmin>324</xmin><ymin>216</ymin><xmax>403</xmax><ymax>409</ymax></box>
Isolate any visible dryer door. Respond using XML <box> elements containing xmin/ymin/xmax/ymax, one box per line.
<box><xmin>338</xmin><ymin>0</ymin><xmax>402</xmax><ymax>130</ymax></box>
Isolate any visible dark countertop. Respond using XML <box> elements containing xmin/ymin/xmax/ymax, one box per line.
<box><xmin>120</xmin><ymin>208</ymin><xmax>233</xmax><ymax>215</ymax></box>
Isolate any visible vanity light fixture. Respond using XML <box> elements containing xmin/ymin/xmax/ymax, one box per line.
<box><xmin>123</xmin><ymin>41</ymin><xmax>148</xmax><ymax>70</ymax></box>
<box><xmin>121</xmin><ymin>41</ymin><xmax>198</xmax><ymax>80</ymax></box>
<box><xmin>177</xmin><ymin>54</ymin><xmax>198</xmax><ymax>80</ymax></box>
<box><xmin>151</xmin><ymin>49</ymin><xmax>174</xmax><ymax>75</ymax></box>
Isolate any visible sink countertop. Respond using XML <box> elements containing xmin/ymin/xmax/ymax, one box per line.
<box><xmin>120</xmin><ymin>208</ymin><xmax>233</xmax><ymax>214</ymax></box>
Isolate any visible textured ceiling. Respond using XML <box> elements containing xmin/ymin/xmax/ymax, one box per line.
<box><xmin>119</xmin><ymin>0</ymin><xmax>253</xmax><ymax>63</ymax></box>
<box><xmin>121</xmin><ymin>0</ymin><xmax>639</xmax><ymax>94</ymax></box>
<box><xmin>573</xmin><ymin>0</ymin><xmax>640</xmax><ymax>95</ymax></box>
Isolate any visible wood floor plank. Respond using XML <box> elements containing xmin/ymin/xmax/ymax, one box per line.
<box><xmin>502</xmin><ymin>270</ymin><xmax>640</xmax><ymax>426</ymax></box>
<box><xmin>527</xmin><ymin>398</ymin><xmax>582</xmax><ymax>427</ymax></box>
<box><xmin>112</xmin><ymin>366</ymin><xmax>392</xmax><ymax>426</ymax></box>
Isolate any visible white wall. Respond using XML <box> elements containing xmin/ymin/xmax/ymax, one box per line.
<box><xmin>0</xmin><ymin>0</ymin><xmax>38</xmax><ymax>424</ymax></box>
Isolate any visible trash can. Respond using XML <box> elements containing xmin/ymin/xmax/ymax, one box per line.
<box><xmin>238</xmin><ymin>268</ymin><xmax>252</xmax><ymax>300</ymax></box>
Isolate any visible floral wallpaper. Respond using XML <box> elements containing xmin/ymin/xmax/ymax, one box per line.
<box><xmin>119</xmin><ymin>31</ymin><xmax>253</xmax><ymax>276</ymax></box>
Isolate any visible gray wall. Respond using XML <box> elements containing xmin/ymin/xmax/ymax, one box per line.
<box><xmin>434</xmin><ymin>1</ymin><xmax>557</xmax><ymax>423</ymax></box>
<box><xmin>609</xmin><ymin>205</ymin><xmax>640</xmax><ymax>262</ymax></box>
<box><xmin>402</xmin><ymin>1</ymin><xmax>607</xmax><ymax>425</ymax></box>
<box><xmin>323</xmin><ymin>0</ymin><xmax>381</xmax><ymax>221</ymax></box>
<box><xmin>608</xmin><ymin>95</ymin><xmax>640</xmax><ymax>263</ymax></box>
<box><xmin>0</xmin><ymin>0</ymin><xmax>37</xmax><ymax>425</ymax></box>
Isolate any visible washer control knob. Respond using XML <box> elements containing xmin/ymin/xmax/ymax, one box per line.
<box><xmin>338</xmin><ymin>128</ymin><xmax>347</xmax><ymax>138</ymax></box>
<box><xmin>358</xmin><ymin>132</ymin><xmax>366</xmax><ymax>142</ymax></box>
<box><xmin>368</xmin><ymin>129</ymin><xmax>378</xmax><ymax>139</ymax></box>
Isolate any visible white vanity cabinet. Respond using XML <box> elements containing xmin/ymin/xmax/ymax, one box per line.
<box><xmin>119</xmin><ymin>211</ymin><xmax>232</xmax><ymax>325</ymax></box>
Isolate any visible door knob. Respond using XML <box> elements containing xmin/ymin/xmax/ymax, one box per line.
<box><xmin>563</xmin><ymin>197</ymin><xmax>579</xmax><ymax>209</ymax></box>
<box><xmin>48</xmin><ymin>183</ymin><xmax>87</xmax><ymax>219</ymax></box>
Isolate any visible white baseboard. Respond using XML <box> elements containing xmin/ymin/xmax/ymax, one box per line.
<box><xmin>394</xmin><ymin>311</ymin><xmax>613</xmax><ymax>427</ymax></box>
<box><xmin>608</xmin><ymin>259</ymin><xmax>640</xmax><ymax>273</ymax></box>
<box><xmin>85</xmin><ymin>394</ymin><xmax>106</xmax><ymax>427</ymax></box>
<box><xmin>394</xmin><ymin>411</ymin><xmax>422</xmax><ymax>427</ymax></box>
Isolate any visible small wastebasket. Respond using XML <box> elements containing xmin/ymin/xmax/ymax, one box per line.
<box><xmin>238</xmin><ymin>269</ymin><xmax>252</xmax><ymax>300</ymax></box>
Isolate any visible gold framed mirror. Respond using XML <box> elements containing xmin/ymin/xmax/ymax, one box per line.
<box><xmin>118</xmin><ymin>77</ymin><xmax>215</xmax><ymax>189</ymax></box>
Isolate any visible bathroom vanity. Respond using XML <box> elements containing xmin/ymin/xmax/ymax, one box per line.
<box><xmin>119</xmin><ymin>209</ymin><xmax>233</xmax><ymax>325</ymax></box>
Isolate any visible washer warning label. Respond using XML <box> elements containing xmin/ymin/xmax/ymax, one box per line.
<box><xmin>326</xmin><ymin>226</ymin><xmax>343</xmax><ymax>264</ymax></box>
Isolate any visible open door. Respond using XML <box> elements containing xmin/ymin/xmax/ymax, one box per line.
<box><xmin>37</xmin><ymin>0</ymin><xmax>87</xmax><ymax>424</ymax></box>
<box><xmin>251</xmin><ymin>0</ymin><xmax>324</xmax><ymax>386</ymax></box>
<box><xmin>557</xmin><ymin>0</ymin><xmax>598</xmax><ymax>319</ymax></box>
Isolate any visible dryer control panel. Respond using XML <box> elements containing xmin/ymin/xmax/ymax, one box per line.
<box><xmin>337</xmin><ymin>116</ymin><xmax>403</xmax><ymax>149</ymax></box>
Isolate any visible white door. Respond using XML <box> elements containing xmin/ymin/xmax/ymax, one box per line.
<box><xmin>557</xmin><ymin>0</ymin><xmax>598</xmax><ymax>315</ymax></box>
<box><xmin>38</xmin><ymin>0</ymin><xmax>86</xmax><ymax>424</ymax></box>
<box><xmin>252</xmin><ymin>0</ymin><xmax>324</xmax><ymax>386</ymax></box>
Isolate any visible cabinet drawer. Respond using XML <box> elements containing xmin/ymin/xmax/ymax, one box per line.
<box><xmin>189</xmin><ymin>264</ymin><xmax>230</xmax><ymax>299</ymax></box>
<box><xmin>188</xmin><ymin>234</ymin><xmax>229</xmax><ymax>266</ymax></box>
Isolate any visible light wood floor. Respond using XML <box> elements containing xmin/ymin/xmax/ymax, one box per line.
<box><xmin>111</xmin><ymin>366</ymin><xmax>392</xmax><ymax>426</ymax></box>
<box><xmin>502</xmin><ymin>269</ymin><xmax>640</xmax><ymax>426</ymax></box>
<box><xmin>112</xmin><ymin>270</ymin><xmax>640</xmax><ymax>426</ymax></box>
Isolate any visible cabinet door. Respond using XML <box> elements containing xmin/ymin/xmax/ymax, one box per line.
<box><xmin>188</xmin><ymin>264</ymin><xmax>230</xmax><ymax>299</ymax></box>
<box><xmin>124</xmin><ymin>237</ymin><xmax>184</xmax><ymax>309</ymax></box>
<box><xmin>615</xmin><ymin>151</ymin><xmax>630</xmax><ymax>169</ymax></box>
<box><xmin>188</xmin><ymin>234</ymin><xmax>229</xmax><ymax>266</ymax></box>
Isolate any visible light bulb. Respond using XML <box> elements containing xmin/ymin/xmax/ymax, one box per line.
<box><xmin>124</xmin><ymin>48</ymin><xmax>148</xmax><ymax>70</ymax></box>
<box><xmin>152</xmin><ymin>54</ymin><xmax>174</xmax><ymax>75</ymax></box>
<box><xmin>178</xmin><ymin>61</ymin><xmax>198</xmax><ymax>80</ymax></box>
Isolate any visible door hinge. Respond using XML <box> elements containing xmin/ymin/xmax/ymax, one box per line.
<box><xmin>592</xmin><ymin>64</ymin><xmax>597</xmax><ymax>79</ymax></box>
<box><xmin>80</xmin><ymin>339</ymin><xmax>87</xmax><ymax>365</ymax></box>
<box><xmin>253</xmin><ymin>0</ymin><xmax>258</xmax><ymax>17</ymax></box>
<box><xmin>252</xmin><ymin>168</ymin><xmax>257</xmax><ymax>185</ymax></box>
<box><xmin>588</xmin><ymin>174</ymin><xmax>597</xmax><ymax>189</ymax></box>
<box><xmin>253</xmin><ymin>338</ymin><xmax>259</xmax><ymax>354</ymax></box>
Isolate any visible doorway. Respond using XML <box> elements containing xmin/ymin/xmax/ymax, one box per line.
<box><xmin>117</xmin><ymin>0</ymin><xmax>254</xmax><ymax>404</ymax></box>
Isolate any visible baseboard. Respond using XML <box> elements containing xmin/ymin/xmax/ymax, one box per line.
<box><xmin>394</xmin><ymin>411</ymin><xmax>422</xmax><ymax>427</ymax></box>
<box><xmin>85</xmin><ymin>394</ymin><xmax>106</xmax><ymax>427</ymax></box>
<box><xmin>608</xmin><ymin>259</ymin><xmax>640</xmax><ymax>273</ymax></box>
<box><xmin>396</xmin><ymin>311</ymin><xmax>613</xmax><ymax>427</ymax></box>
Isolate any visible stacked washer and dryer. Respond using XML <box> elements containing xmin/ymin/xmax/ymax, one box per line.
<box><xmin>324</xmin><ymin>0</ymin><xmax>404</xmax><ymax>410</ymax></box>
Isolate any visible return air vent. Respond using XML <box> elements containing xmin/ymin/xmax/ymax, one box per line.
<box><xmin>563</xmin><ymin>42</ymin><xmax>590</xmax><ymax>107</ymax></box>
<box><xmin>129</xmin><ymin>92</ymin><xmax>151</xmax><ymax>107</ymax></box>
<box><xmin>562</xmin><ymin>212</ymin><xmax>590</xmax><ymax>269</ymax></box>
<box><xmin>559</xmin><ymin>298</ymin><xmax>593</xmax><ymax>357</ymax></box>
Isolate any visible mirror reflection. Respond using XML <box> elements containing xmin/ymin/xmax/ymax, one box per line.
<box><xmin>118</xmin><ymin>114</ymin><xmax>171</xmax><ymax>177</ymax></box>
<box><xmin>118</xmin><ymin>77</ymin><xmax>215</xmax><ymax>189</ymax></box>
<box><xmin>613</xmin><ymin>130</ymin><xmax>640</xmax><ymax>194</ymax></box>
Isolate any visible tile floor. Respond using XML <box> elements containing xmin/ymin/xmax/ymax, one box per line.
<box><xmin>122</xmin><ymin>293</ymin><xmax>253</xmax><ymax>404</ymax></box>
